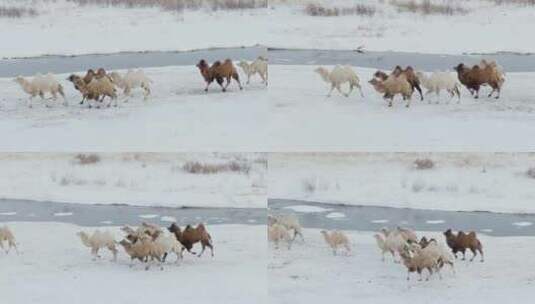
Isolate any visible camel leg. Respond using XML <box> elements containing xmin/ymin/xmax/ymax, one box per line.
<box><xmin>233</xmin><ymin>72</ymin><xmax>243</xmax><ymax>90</ymax></box>
<box><xmin>469</xmin><ymin>248</ymin><xmax>477</xmax><ymax>262</ymax></box>
<box><xmin>479</xmin><ymin>248</ymin><xmax>484</xmax><ymax>262</ymax></box>
<box><xmin>449</xmin><ymin>262</ymin><xmax>456</xmax><ymax>274</ymax></box>
<box><xmin>91</xmin><ymin>248</ymin><xmax>98</xmax><ymax>260</ymax></box>
<box><xmin>428</xmin><ymin>267</ymin><xmax>435</xmax><ymax>281</ymax></box>
<box><xmin>406</xmin><ymin>95</ymin><xmax>412</xmax><ymax>108</ymax></box>
<box><xmin>27</xmin><ymin>95</ymin><xmax>37</xmax><ymax>108</ymax></box>
<box><xmin>345</xmin><ymin>83</ymin><xmax>353</xmax><ymax>97</ymax></box>
<box><xmin>327</xmin><ymin>84</ymin><xmax>335</xmax><ymax>97</ymax></box>
<box><xmin>59</xmin><ymin>86</ymin><xmax>66</xmax><ymax>98</ymax></box>
<box><xmin>186</xmin><ymin>246</ymin><xmax>198</xmax><ymax>255</ymax></box>
<box><xmin>9</xmin><ymin>240</ymin><xmax>19</xmax><ymax>255</ymax></box>
<box><xmin>51</xmin><ymin>91</ymin><xmax>57</xmax><ymax>105</ymax></box>
<box><xmin>415</xmin><ymin>84</ymin><xmax>424</xmax><ymax>101</ymax></box>
<box><xmin>199</xmin><ymin>240</ymin><xmax>214</xmax><ymax>257</ymax></box>
<box><xmin>107</xmin><ymin>245</ymin><xmax>117</xmax><ymax>261</ymax></box>
<box><xmin>59</xmin><ymin>89</ymin><xmax>68</xmax><ymax>106</ymax></box>
<box><xmin>36</xmin><ymin>92</ymin><xmax>45</xmax><ymax>107</ymax></box>
<box><xmin>143</xmin><ymin>85</ymin><xmax>151</xmax><ymax>100</ymax></box>
<box><xmin>216</xmin><ymin>78</ymin><xmax>225</xmax><ymax>92</ymax></box>
<box><xmin>223</xmin><ymin>77</ymin><xmax>231</xmax><ymax>92</ymax></box>
<box><xmin>357</xmin><ymin>84</ymin><xmax>364</xmax><ymax>97</ymax></box>
<box><xmin>298</xmin><ymin>230</ymin><xmax>304</xmax><ymax>242</ymax></box>
<box><xmin>335</xmin><ymin>84</ymin><xmax>344</xmax><ymax>96</ymax></box>
<box><xmin>424</xmin><ymin>89</ymin><xmax>433</xmax><ymax>104</ymax></box>
<box><xmin>391</xmin><ymin>250</ymin><xmax>399</xmax><ymax>263</ymax></box>
<box><xmin>488</xmin><ymin>87</ymin><xmax>496</xmax><ymax>98</ymax></box>
<box><xmin>197</xmin><ymin>243</ymin><xmax>206</xmax><ymax>258</ymax></box>
<box><xmin>124</xmin><ymin>86</ymin><xmax>132</xmax><ymax>100</ymax></box>
<box><xmin>259</xmin><ymin>72</ymin><xmax>266</xmax><ymax>85</ymax></box>
<box><xmin>446</xmin><ymin>89</ymin><xmax>455</xmax><ymax>104</ymax></box>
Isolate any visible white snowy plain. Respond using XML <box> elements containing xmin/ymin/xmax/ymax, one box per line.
<box><xmin>0</xmin><ymin>153</ymin><xmax>266</xmax><ymax>208</ymax></box>
<box><xmin>0</xmin><ymin>65</ymin><xmax>267</xmax><ymax>152</ymax></box>
<box><xmin>268</xmin><ymin>0</ymin><xmax>535</xmax><ymax>54</ymax></box>
<box><xmin>2</xmin><ymin>0</ymin><xmax>533</xmax><ymax>57</ymax></box>
<box><xmin>268</xmin><ymin>65</ymin><xmax>535</xmax><ymax>152</ymax></box>
<box><xmin>269</xmin><ymin>228</ymin><xmax>535</xmax><ymax>304</ymax></box>
<box><xmin>269</xmin><ymin>153</ymin><xmax>535</xmax><ymax>214</ymax></box>
<box><xmin>0</xmin><ymin>0</ymin><xmax>267</xmax><ymax>59</ymax></box>
<box><xmin>0</xmin><ymin>222</ymin><xmax>268</xmax><ymax>304</ymax></box>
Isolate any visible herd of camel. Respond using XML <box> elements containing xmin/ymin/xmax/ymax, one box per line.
<box><xmin>12</xmin><ymin>56</ymin><xmax>268</xmax><ymax>108</ymax></box>
<box><xmin>315</xmin><ymin>59</ymin><xmax>506</xmax><ymax>107</ymax></box>
<box><xmin>12</xmin><ymin>56</ymin><xmax>505</xmax><ymax>109</ymax></box>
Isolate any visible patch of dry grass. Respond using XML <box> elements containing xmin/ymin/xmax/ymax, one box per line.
<box><xmin>304</xmin><ymin>3</ymin><xmax>376</xmax><ymax>17</ymax></box>
<box><xmin>0</xmin><ymin>6</ymin><xmax>38</xmax><ymax>18</ymax></box>
<box><xmin>302</xmin><ymin>178</ymin><xmax>316</xmax><ymax>193</ymax></box>
<box><xmin>182</xmin><ymin>160</ymin><xmax>251</xmax><ymax>174</ymax></box>
<box><xmin>73</xmin><ymin>153</ymin><xmax>101</xmax><ymax>165</ymax></box>
<box><xmin>527</xmin><ymin>167</ymin><xmax>535</xmax><ymax>179</ymax></box>
<box><xmin>390</xmin><ymin>0</ymin><xmax>469</xmax><ymax>15</ymax></box>
<box><xmin>485</xmin><ymin>0</ymin><xmax>535</xmax><ymax>5</ymax></box>
<box><xmin>413</xmin><ymin>158</ymin><xmax>435</xmax><ymax>170</ymax></box>
<box><xmin>67</xmin><ymin>0</ymin><xmax>266</xmax><ymax>11</ymax></box>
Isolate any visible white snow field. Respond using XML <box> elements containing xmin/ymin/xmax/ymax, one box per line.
<box><xmin>269</xmin><ymin>153</ymin><xmax>535</xmax><ymax>214</ymax></box>
<box><xmin>0</xmin><ymin>222</ymin><xmax>268</xmax><ymax>304</ymax></box>
<box><xmin>268</xmin><ymin>65</ymin><xmax>535</xmax><ymax>152</ymax></box>
<box><xmin>270</xmin><ymin>228</ymin><xmax>535</xmax><ymax>304</ymax></box>
<box><xmin>268</xmin><ymin>0</ymin><xmax>535</xmax><ymax>54</ymax></box>
<box><xmin>0</xmin><ymin>153</ymin><xmax>266</xmax><ymax>208</ymax></box>
<box><xmin>0</xmin><ymin>0</ymin><xmax>267</xmax><ymax>59</ymax></box>
<box><xmin>0</xmin><ymin>65</ymin><xmax>267</xmax><ymax>151</ymax></box>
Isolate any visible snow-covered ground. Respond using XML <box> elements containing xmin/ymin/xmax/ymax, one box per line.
<box><xmin>2</xmin><ymin>0</ymin><xmax>534</xmax><ymax>57</ymax></box>
<box><xmin>269</xmin><ymin>153</ymin><xmax>535</xmax><ymax>214</ymax></box>
<box><xmin>270</xmin><ymin>228</ymin><xmax>535</xmax><ymax>304</ymax></box>
<box><xmin>0</xmin><ymin>0</ymin><xmax>267</xmax><ymax>59</ymax></box>
<box><xmin>268</xmin><ymin>0</ymin><xmax>535</xmax><ymax>54</ymax></box>
<box><xmin>0</xmin><ymin>65</ymin><xmax>267</xmax><ymax>151</ymax></box>
<box><xmin>0</xmin><ymin>153</ymin><xmax>266</xmax><ymax>208</ymax></box>
<box><xmin>0</xmin><ymin>222</ymin><xmax>267</xmax><ymax>304</ymax></box>
<box><xmin>268</xmin><ymin>65</ymin><xmax>535</xmax><ymax>152</ymax></box>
